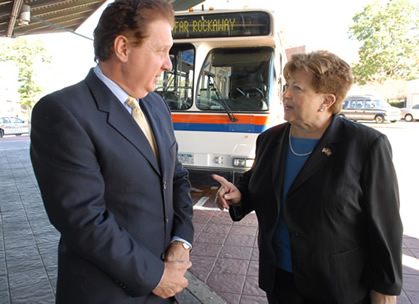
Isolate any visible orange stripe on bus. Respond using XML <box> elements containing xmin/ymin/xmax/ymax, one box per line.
<box><xmin>171</xmin><ymin>113</ymin><xmax>270</xmax><ymax>125</ymax></box>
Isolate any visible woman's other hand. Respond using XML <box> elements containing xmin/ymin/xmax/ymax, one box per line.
<box><xmin>370</xmin><ymin>290</ymin><xmax>396</xmax><ymax>304</ymax></box>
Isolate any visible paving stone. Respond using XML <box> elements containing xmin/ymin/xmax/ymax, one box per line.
<box><xmin>190</xmin><ymin>255</ymin><xmax>217</xmax><ymax>283</ymax></box>
<box><xmin>9</xmin><ymin>283</ymin><xmax>55</xmax><ymax>304</ymax></box>
<box><xmin>240</xmin><ymin>294</ymin><xmax>269</xmax><ymax>304</ymax></box>
<box><xmin>402</xmin><ymin>274</ymin><xmax>419</xmax><ymax>292</ymax></box>
<box><xmin>0</xmin><ymin>290</ymin><xmax>11</xmax><ymax>304</ymax></box>
<box><xmin>206</xmin><ymin>272</ymin><xmax>246</xmax><ymax>294</ymax></box>
<box><xmin>224</xmin><ymin>234</ymin><xmax>256</xmax><ymax>247</ymax></box>
<box><xmin>242</xmin><ymin>276</ymin><xmax>265</xmax><ymax>297</ymax></box>
<box><xmin>212</xmin><ymin>258</ymin><xmax>250</xmax><ymax>276</ymax></box>
<box><xmin>4</xmin><ymin>231</ymin><xmax>36</xmax><ymax>250</ymax></box>
<box><xmin>217</xmin><ymin>292</ymin><xmax>240</xmax><ymax>304</ymax></box>
<box><xmin>191</xmin><ymin>242</ymin><xmax>223</xmax><ymax>258</ymax></box>
<box><xmin>196</xmin><ymin>231</ymin><xmax>228</xmax><ymax>245</ymax></box>
<box><xmin>219</xmin><ymin>245</ymin><xmax>253</xmax><ymax>260</ymax></box>
<box><xmin>5</xmin><ymin>245</ymin><xmax>43</xmax><ymax>273</ymax></box>
<box><xmin>8</xmin><ymin>268</ymin><xmax>50</xmax><ymax>291</ymax></box>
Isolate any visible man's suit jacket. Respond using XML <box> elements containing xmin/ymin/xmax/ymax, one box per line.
<box><xmin>30</xmin><ymin>69</ymin><xmax>194</xmax><ymax>304</ymax></box>
<box><xmin>231</xmin><ymin>115</ymin><xmax>402</xmax><ymax>304</ymax></box>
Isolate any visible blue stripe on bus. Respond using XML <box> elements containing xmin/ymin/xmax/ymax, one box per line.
<box><xmin>173</xmin><ymin>123</ymin><xmax>267</xmax><ymax>133</ymax></box>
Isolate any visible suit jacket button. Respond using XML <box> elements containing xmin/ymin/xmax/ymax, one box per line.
<box><xmin>163</xmin><ymin>181</ymin><xmax>167</xmax><ymax>190</ymax></box>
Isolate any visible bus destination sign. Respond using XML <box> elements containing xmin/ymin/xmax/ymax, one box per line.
<box><xmin>173</xmin><ymin>11</ymin><xmax>271</xmax><ymax>39</ymax></box>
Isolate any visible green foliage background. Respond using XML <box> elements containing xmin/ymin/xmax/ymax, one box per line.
<box><xmin>349</xmin><ymin>0</ymin><xmax>419</xmax><ymax>85</ymax></box>
<box><xmin>0</xmin><ymin>38</ymin><xmax>51</xmax><ymax>112</ymax></box>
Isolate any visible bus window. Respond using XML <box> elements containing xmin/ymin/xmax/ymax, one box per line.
<box><xmin>197</xmin><ymin>47</ymin><xmax>273</xmax><ymax>112</ymax></box>
<box><xmin>155</xmin><ymin>44</ymin><xmax>194</xmax><ymax>111</ymax></box>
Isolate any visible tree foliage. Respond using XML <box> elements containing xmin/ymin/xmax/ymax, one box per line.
<box><xmin>349</xmin><ymin>0</ymin><xmax>419</xmax><ymax>85</ymax></box>
<box><xmin>0</xmin><ymin>38</ymin><xmax>51</xmax><ymax>110</ymax></box>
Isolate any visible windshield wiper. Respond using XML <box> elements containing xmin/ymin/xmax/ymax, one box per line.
<box><xmin>209</xmin><ymin>78</ymin><xmax>238</xmax><ymax>122</ymax></box>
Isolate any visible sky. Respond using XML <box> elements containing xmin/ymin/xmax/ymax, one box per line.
<box><xmin>0</xmin><ymin>0</ymin><xmax>376</xmax><ymax>99</ymax></box>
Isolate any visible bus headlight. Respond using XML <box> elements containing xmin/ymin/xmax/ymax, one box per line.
<box><xmin>233</xmin><ymin>158</ymin><xmax>254</xmax><ymax>168</ymax></box>
<box><xmin>233</xmin><ymin>158</ymin><xmax>246</xmax><ymax>167</ymax></box>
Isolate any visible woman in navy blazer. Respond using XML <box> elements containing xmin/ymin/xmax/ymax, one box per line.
<box><xmin>214</xmin><ymin>51</ymin><xmax>402</xmax><ymax>304</ymax></box>
<box><xmin>30</xmin><ymin>1</ymin><xmax>193</xmax><ymax>303</ymax></box>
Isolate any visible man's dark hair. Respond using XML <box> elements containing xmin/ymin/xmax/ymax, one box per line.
<box><xmin>93</xmin><ymin>0</ymin><xmax>174</xmax><ymax>62</ymax></box>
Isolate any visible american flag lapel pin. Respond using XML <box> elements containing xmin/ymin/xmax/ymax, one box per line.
<box><xmin>322</xmin><ymin>147</ymin><xmax>332</xmax><ymax>157</ymax></box>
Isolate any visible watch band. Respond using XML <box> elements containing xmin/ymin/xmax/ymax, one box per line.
<box><xmin>172</xmin><ymin>240</ymin><xmax>192</xmax><ymax>251</ymax></box>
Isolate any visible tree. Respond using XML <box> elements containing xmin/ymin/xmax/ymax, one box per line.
<box><xmin>0</xmin><ymin>38</ymin><xmax>51</xmax><ymax>112</ymax></box>
<box><xmin>348</xmin><ymin>0</ymin><xmax>419</xmax><ymax>85</ymax></box>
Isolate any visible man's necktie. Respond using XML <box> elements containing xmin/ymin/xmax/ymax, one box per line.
<box><xmin>126</xmin><ymin>96</ymin><xmax>157</xmax><ymax>157</ymax></box>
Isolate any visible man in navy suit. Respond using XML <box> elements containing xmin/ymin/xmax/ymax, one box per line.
<box><xmin>30</xmin><ymin>1</ymin><xmax>194</xmax><ymax>303</ymax></box>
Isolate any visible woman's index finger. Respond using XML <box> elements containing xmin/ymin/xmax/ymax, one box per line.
<box><xmin>211</xmin><ymin>174</ymin><xmax>229</xmax><ymax>187</ymax></box>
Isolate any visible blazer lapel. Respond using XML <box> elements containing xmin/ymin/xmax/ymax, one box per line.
<box><xmin>272</xmin><ymin>124</ymin><xmax>290</xmax><ymax>204</ymax></box>
<box><xmin>287</xmin><ymin>115</ymin><xmax>343</xmax><ymax>195</ymax></box>
<box><xmin>85</xmin><ymin>70</ymin><xmax>161</xmax><ymax>175</ymax></box>
<box><xmin>140</xmin><ymin>98</ymin><xmax>165</xmax><ymax>169</ymax></box>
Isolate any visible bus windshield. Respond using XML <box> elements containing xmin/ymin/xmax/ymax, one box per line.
<box><xmin>197</xmin><ymin>47</ymin><xmax>273</xmax><ymax>112</ymax></box>
<box><xmin>156</xmin><ymin>46</ymin><xmax>274</xmax><ymax>113</ymax></box>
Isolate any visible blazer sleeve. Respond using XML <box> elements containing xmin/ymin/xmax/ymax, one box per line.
<box><xmin>224</xmin><ymin>167</ymin><xmax>252</xmax><ymax>221</ymax></box>
<box><xmin>361</xmin><ymin>134</ymin><xmax>403</xmax><ymax>295</ymax></box>
<box><xmin>30</xmin><ymin>96</ymin><xmax>164</xmax><ymax>297</ymax></box>
<box><xmin>229</xmin><ymin>133</ymin><xmax>266</xmax><ymax>221</ymax></box>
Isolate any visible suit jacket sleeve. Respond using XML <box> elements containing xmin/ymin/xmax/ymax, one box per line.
<box><xmin>30</xmin><ymin>95</ymin><xmax>164</xmax><ymax>297</ymax></box>
<box><xmin>361</xmin><ymin>134</ymin><xmax>403</xmax><ymax>295</ymax></box>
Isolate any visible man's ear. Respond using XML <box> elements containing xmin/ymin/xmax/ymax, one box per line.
<box><xmin>114</xmin><ymin>35</ymin><xmax>130</xmax><ymax>62</ymax></box>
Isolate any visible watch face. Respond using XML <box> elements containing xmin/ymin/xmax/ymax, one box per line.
<box><xmin>183</xmin><ymin>242</ymin><xmax>191</xmax><ymax>250</ymax></box>
<box><xmin>174</xmin><ymin>240</ymin><xmax>191</xmax><ymax>250</ymax></box>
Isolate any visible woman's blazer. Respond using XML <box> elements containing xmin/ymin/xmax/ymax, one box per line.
<box><xmin>30</xmin><ymin>69</ymin><xmax>194</xmax><ymax>304</ymax></box>
<box><xmin>230</xmin><ymin>115</ymin><xmax>402</xmax><ymax>304</ymax></box>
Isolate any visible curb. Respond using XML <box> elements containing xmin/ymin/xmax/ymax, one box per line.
<box><xmin>180</xmin><ymin>271</ymin><xmax>229</xmax><ymax>304</ymax></box>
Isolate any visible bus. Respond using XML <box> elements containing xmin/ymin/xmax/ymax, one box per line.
<box><xmin>155</xmin><ymin>8</ymin><xmax>286</xmax><ymax>183</ymax></box>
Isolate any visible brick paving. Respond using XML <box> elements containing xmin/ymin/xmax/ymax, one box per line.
<box><xmin>0</xmin><ymin>135</ymin><xmax>418</xmax><ymax>304</ymax></box>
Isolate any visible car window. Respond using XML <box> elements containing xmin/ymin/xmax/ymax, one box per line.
<box><xmin>374</xmin><ymin>99</ymin><xmax>390</xmax><ymax>107</ymax></box>
<box><xmin>365</xmin><ymin>101</ymin><xmax>374</xmax><ymax>108</ymax></box>
<box><xmin>10</xmin><ymin>117</ymin><xmax>24</xmax><ymax>123</ymax></box>
<box><xmin>356</xmin><ymin>101</ymin><xmax>364</xmax><ymax>108</ymax></box>
<box><xmin>413</xmin><ymin>105</ymin><xmax>419</xmax><ymax>109</ymax></box>
<box><xmin>343</xmin><ymin>100</ymin><xmax>349</xmax><ymax>108</ymax></box>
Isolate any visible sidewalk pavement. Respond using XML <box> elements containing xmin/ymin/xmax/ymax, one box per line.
<box><xmin>1</xmin><ymin>136</ymin><xmax>418</xmax><ymax>304</ymax></box>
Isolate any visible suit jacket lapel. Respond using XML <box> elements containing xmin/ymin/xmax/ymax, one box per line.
<box><xmin>84</xmin><ymin>70</ymin><xmax>161</xmax><ymax>175</ymax></box>
<box><xmin>140</xmin><ymin>98</ymin><xmax>165</xmax><ymax>171</ymax></box>
<box><xmin>272</xmin><ymin>124</ymin><xmax>290</xmax><ymax>204</ymax></box>
<box><xmin>287</xmin><ymin>115</ymin><xmax>342</xmax><ymax>195</ymax></box>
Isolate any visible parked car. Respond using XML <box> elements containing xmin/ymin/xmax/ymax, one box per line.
<box><xmin>401</xmin><ymin>104</ymin><xmax>419</xmax><ymax>122</ymax></box>
<box><xmin>340</xmin><ymin>95</ymin><xmax>402</xmax><ymax>123</ymax></box>
<box><xmin>0</xmin><ymin>116</ymin><xmax>30</xmax><ymax>138</ymax></box>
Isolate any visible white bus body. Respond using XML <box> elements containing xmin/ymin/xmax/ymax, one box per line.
<box><xmin>155</xmin><ymin>9</ymin><xmax>286</xmax><ymax>183</ymax></box>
